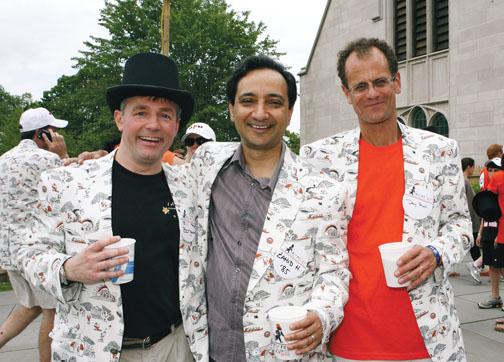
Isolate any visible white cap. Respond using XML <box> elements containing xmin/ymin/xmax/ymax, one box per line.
<box><xmin>181</xmin><ymin>122</ymin><xmax>216</xmax><ymax>142</ymax></box>
<box><xmin>487</xmin><ymin>157</ymin><xmax>502</xmax><ymax>169</ymax></box>
<box><xmin>19</xmin><ymin>107</ymin><xmax>68</xmax><ymax>132</ymax></box>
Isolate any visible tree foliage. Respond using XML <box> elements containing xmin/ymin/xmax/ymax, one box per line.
<box><xmin>0</xmin><ymin>86</ymin><xmax>33</xmax><ymax>154</ymax></box>
<box><xmin>40</xmin><ymin>0</ymin><xmax>280</xmax><ymax>155</ymax></box>
<box><xmin>284</xmin><ymin>130</ymin><xmax>300</xmax><ymax>154</ymax></box>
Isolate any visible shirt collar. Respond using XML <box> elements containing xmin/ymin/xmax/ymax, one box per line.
<box><xmin>223</xmin><ymin>143</ymin><xmax>286</xmax><ymax>191</ymax></box>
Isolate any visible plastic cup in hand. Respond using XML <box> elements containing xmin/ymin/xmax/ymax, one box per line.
<box><xmin>378</xmin><ymin>242</ymin><xmax>413</xmax><ymax>288</ymax></box>
<box><xmin>104</xmin><ymin>238</ymin><xmax>135</xmax><ymax>284</ymax></box>
<box><xmin>268</xmin><ymin>305</ymin><xmax>307</xmax><ymax>360</ymax></box>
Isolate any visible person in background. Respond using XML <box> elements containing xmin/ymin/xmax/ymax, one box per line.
<box><xmin>474</xmin><ymin>143</ymin><xmax>504</xmax><ymax>277</ymax></box>
<box><xmin>301</xmin><ymin>37</ymin><xmax>471</xmax><ymax>362</ymax></box>
<box><xmin>477</xmin><ymin>157</ymin><xmax>504</xmax><ymax>310</ymax></box>
<box><xmin>462</xmin><ymin>157</ymin><xmax>482</xmax><ymax>283</ymax></box>
<box><xmin>162</xmin><ymin>149</ymin><xmax>185</xmax><ymax>165</ymax></box>
<box><xmin>181</xmin><ymin>122</ymin><xmax>216</xmax><ymax>162</ymax></box>
<box><xmin>483</xmin><ymin>155</ymin><xmax>504</xmax><ymax>332</ymax></box>
<box><xmin>480</xmin><ymin>144</ymin><xmax>503</xmax><ymax>191</ymax></box>
<box><xmin>0</xmin><ymin>107</ymin><xmax>68</xmax><ymax>361</ymax></box>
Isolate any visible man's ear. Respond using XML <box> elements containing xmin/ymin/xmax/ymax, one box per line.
<box><xmin>394</xmin><ymin>72</ymin><xmax>402</xmax><ymax>95</ymax></box>
<box><xmin>114</xmin><ymin>110</ymin><xmax>123</xmax><ymax>132</ymax></box>
<box><xmin>228</xmin><ymin>103</ymin><xmax>235</xmax><ymax>123</ymax></box>
<box><xmin>342</xmin><ymin>85</ymin><xmax>352</xmax><ymax>105</ymax></box>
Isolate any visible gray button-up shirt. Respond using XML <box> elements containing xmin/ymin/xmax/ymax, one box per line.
<box><xmin>207</xmin><ymin>144</ymin><xmax>285</xmax><ymax>362</ymax></box>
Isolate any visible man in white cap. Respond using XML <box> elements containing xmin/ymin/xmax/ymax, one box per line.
<box><xmin>0</xmin><ymin>107</ymin><xmax>68</xmax><ymax>361</ymax></box>
<box><xmin>181</xmin><ymin>122</ymin><xmax>216</xmax><ymax>161</ymax></box>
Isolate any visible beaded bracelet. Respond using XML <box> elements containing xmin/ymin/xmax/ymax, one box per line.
<box><xmin>426</xmin><ymin>245</ymin><xmax>441</xmax><ymax>266</ymax></box>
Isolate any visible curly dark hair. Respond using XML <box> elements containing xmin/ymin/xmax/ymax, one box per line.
<box><xmin>337</xmin><ymin>38</ymin><xmax>398</xmax><ymax>89</ymax></box>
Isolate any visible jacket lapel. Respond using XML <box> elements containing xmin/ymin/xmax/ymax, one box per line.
<box><xmin>398</xmin><ymin>123</ymin><xmax>436</xmax><ymax>243</ymax></box>
<box><xmin>340</xmin><ymin>128</ymin><xmax>360</xmax><ymax>218</ymax></box>
<box><xmin>246</xmin><ymin>149</ymin><xmax>304</xmax><ymax>293</ymax></box>
<box><xmin>86</xmin><ymin>152</ymin><xmax>114</xmax><ymax>240</ymax></box>
<box><xmin>198</xmin><ymin>143</ymin><xmax>240</xmax><ymax>269</ymax></box>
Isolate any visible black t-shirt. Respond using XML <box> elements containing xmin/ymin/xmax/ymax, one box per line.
<box><xmin>111</xmin><ymin>160</ymin><xmax>181</xmax><ymax>338</ymax></box>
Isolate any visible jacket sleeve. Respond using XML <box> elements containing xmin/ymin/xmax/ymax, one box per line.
<box><xmin>304</xmin><ymin>178</ymin><xmax>351</xmax><ymax>345</ymax></box>
<box><xmin>14</xmin><ymin>169</ymin><xmax>82</xmax><ymax>304</ymax></box>
<box><xmin>430</xmin><ymin>140</ymin><xmax>473</xmax><ymax>278</ymax></box>
<box><xmin>4</xmin><ymin>150</ymin><xmax>64</xmax><ymax>270</ymax></box>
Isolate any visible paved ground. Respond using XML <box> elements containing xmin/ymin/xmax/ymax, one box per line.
<box><xmin>1</xmin><ymin>255</ymin><xmax>504</xmax><ymax>361</ymax></box>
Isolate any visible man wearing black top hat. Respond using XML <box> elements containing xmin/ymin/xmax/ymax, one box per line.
<box><xmin>16</xmin><ymin>53</ymin><xmax>196</xmax><ymax>361</ymax></box>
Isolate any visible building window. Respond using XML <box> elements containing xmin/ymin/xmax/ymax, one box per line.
<box><xmin>412</xmin><ymin>0</ymin><xmax>427</xmax><ymax>57</ymax></box>
<box><xmin>411</xmin><ymin>107</ymin><xmax>427</xmax><ymax>129</ymax></box>
<box><xmin>430</xmin><ymin>112</ymin><xmax>449</xmax><ymax>137</ymax></box>
<box><xmin>394</xmin><ymin>0</ymin><xmax>449</xmax><ymax>60</ymax></box>
<box><xmin>395</xmin><ymin>0</ymin><xmax>407</xmax><ymax>61</ymax></box>
<box><xmin>433</xmin><ymin>0</ymin><xmax>449</xmax><ymax>51</ymax></box>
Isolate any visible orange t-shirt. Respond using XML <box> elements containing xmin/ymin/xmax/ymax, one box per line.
<box><xmin>330</xmin><ymin>138</ymin><xmax>429</xmax><ymax>360</ymax></box>
<box><xmin>487</xmin><ymin>171</ymin><xmax>504</xmax><ymax>244</ymax></box>
<box><xmin>480</xmin><ymin>167</ymin><xmax>489</xmax><ymax>190</ymax></box>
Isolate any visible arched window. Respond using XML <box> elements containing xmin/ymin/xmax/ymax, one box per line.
<box><xmin>430</xmin><ymin>113</ymin><xmax>449</xmax><ymax>137</ymax></box>
<box><xmin>410</xmin><ymin>107</ymin><xmax>427</xmax><ymax>129</ymax></box>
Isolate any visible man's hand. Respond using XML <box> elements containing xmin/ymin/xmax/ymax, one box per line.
<box><xmin>64</xmin><ymin>150</ymin><xmax>108</xmax><ymax>166</ymax></box>
<box><xmin>63</xmin><ymin>236</ymin><xmax>129</xmax><ymax>284</ymax></box>
<box><xmin>284</xmin><ymin>311</ymin><xmax>323</xmax><ymax>355</ymax></box>
<box><xmin>171</xmin><ymin>155</ymin><xmax>185</xmax><ymax>165</ymax></box>
<box><xmin>475</xmin><ymin>234</ymin><xmax>482</xmax><ymax>247</ymax></box>
<box><xmin>45</xmin><ymin>129</ymin><xmax>68</xmax><ymax>159</ymax></box>
<box><xmin>395</xmin><ymin>245</ymin><xmax>437</xmax><ymax>290</ymax></box>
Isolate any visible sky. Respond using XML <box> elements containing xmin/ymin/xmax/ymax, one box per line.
<box><xmin>0</xmin><ymin>0</ymin><xmax>328</xmax><ymax>132</ymax></box>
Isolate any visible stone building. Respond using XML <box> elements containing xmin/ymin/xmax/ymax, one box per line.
<box><xmin>299</xmin><ymin>0</ymin><xmax>504</xmax><ymax>165</ymax></box>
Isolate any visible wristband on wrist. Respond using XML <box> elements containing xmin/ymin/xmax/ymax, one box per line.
<box><xmin>426</xmin><ymin>245</ymin><xmax>441</xmax><ymax>266</ymax></box>
<box><xmin>59</xmin><ymin>259</ymin><xmax>71</xmax><ymax>286</ymax></box>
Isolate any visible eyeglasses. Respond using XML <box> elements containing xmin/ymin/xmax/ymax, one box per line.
<box><xmin>348</xmin><ymin>75</ymin><xmax>396</xmax><ymax>96</ymax></box>
<box><xmin>184</xmin><ymin>137</ymin><xmax>209</xmax><ymax>147</ymax></box>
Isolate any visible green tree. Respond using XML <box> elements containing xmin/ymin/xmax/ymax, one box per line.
<box><xmin>0</xmin><ymin>86</ymin><xmax>33</xmax><ymax>154</ymax></box>
<box><xmin>284</xmin><ymin>130</ymin><xmax>300</xmax><ymax>154</ymax></box>
<box><xmin>41</xmin><ymin>0</ymin><xmax>280</xmax><ymax>155</ymax></box>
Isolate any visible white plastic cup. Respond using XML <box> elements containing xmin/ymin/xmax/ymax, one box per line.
<box><xmin>104</xmin><ymin>238</ymin><xmax>136</xmax><ymax>284</ymax></box>
<box><xmin>378</xmin><ymin>242</ymin><xmax>413</xmax><ymax>288</ymax></box>
<box><xmin>268</xmin><ymin>305</ymin><xmax>307</xmax><ymax>360</ymax></box>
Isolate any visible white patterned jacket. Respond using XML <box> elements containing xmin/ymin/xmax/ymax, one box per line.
<box><xmin>15</xmin><ymin>151</ymin><xmax>197</xmax><ymax>362</ymax></box>
<box><xmin>0</xmin><ymin>140</ymin><xmax>63</xmax><ymax>270</ymax></box>
<box><xmin>180</xmin><ymin>142</ymin><xmax>351</xmax><ymax>361</ymax></box>
<box><xmin>300</xmin><ymin>122</ymin><xmax>472</xmax><ymax>362</ymax></box>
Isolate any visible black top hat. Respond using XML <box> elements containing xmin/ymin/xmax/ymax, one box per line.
<box><xmin>106</xmin><ymin>53</ymin><xmax>195</xmax><ymax>129</ymax></box>
<box><xmin>473</xmin><ymin>190</ymin><xmax>501</xmax><ymax>222</ymax></box>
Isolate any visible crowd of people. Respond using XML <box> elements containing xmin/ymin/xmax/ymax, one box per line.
<box><xmin>466</xmin><ymin>143</ymin><xmax>504</xmax><ymax>333</ymax></box>
<box><xmin>0</xmin><ymin>37</ymin><xmax>483</xmax><ymax>361</ymax></box>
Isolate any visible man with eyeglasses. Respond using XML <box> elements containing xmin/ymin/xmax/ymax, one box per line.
<box><xmin>301</xmin><ymin>38</ymin><xmax>471</xmax><ymax>362</ymax></box>
<box><xmin>181</xmin><ymin>122</ymin><xmax>216</xmax><ymax>161</ymax></box>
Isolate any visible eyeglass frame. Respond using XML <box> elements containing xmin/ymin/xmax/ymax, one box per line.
<box><xmin>184</xmin><ymin>137</ymin><xmax>210</xmax><ymax>147</ymax></box>
<box><xmin>346</xmin><ymin>74</ymin><xmax>397</xmax><ymax>96</ymax></box>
